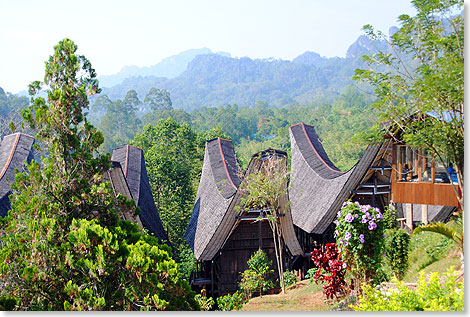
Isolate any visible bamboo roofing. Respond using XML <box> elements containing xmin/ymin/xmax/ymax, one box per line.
<box><xmin>0</xmin><ymin>133</ymin><xmax>34</xmax><ymax>217</ymax></box>
<box><xmin>289</xmin><ymin>123</ymin><xmax>381</xmax><ymax>234</ymax></box>
<box><xmin>185</xmin><ymin>138</ymin><xmax>242</xmax><ymax>260</ymax></box>
<box><xmin>186</xmin><ymin>144</ymin><xmax>303</xmax><ymax>261</ymax></box>
<box><xmin>112</xmin><ymin>145</ymin><xmax>168</xmax><ymax>242</ymax></box>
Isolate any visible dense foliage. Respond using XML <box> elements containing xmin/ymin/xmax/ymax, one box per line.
<box><xmin>352</xmin><ymin>268</ymin><xmax>464</xmax><ymax>311</ymax></box>
<box><xmin>310</xmin><ymin>243</ymin><xmax>347</xmax><ymax>300</ymax></box>
<box><xmin>239</xmin><ymin>250</ymin><xmax>274</xmax><ymax>298</ymax></box>
<box><xmin>216</xmin><ymin>291</ymin><xmax>246</xmax><ymax>311</ymax></box>
<box><xmin>130</xmin><ymin>118</ymin><xmax>227</xmax><ymax>279</ymax></box>
<box><xmin>89</xmin><ymin>85</ymin><xmax>377</xmax><ymax>171</ymax></box>
<box><xmin>0</xmin><ymin>39</ymin><xmax>197</xmax><ymax>311</ymax></box>
<box><xmin>334</xmin><ymin>201</ymin><xmax>386</xmax><ymax>288</ymax></box>
<box><xmin>93</xmin><ymin>91</ymin><xmax>142</xmax><ymax>153</ymax></box>
<box><xmin>354</xmin><ymin>0</ymin><xmax>464</xmax><ymax>209</ymax></box>
<box><xmin>385</xmin><ymin>229</ymin><xmax>411</xmax><ymax>280</ymax></box>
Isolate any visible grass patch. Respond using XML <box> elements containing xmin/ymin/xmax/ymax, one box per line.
<box><xmin>239</xmin><ymin>218</ymin><xmax>462</xmax><ymax>311</ymax></box>
<box><xmin>404</xmin><ymin>218</ymin><xmax>461</xmax><ymax>282</ymax></box>
<box><xmin>404</xmin><ymin>231</ymin><xmax>460</xmax><ymax>282</ymax></box>
<box><xmin>241</xmin><ymin>280</ymin><xmax>329</xmax><ymax>311</ymax></box>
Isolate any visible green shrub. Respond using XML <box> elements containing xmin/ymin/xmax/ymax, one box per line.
<box><xmin>385</xmin><ymin>229</ymin><xmax>411</xmax><ymax>280</ymax></box>
<box><xmin>239</xmin><ymin>250</ymin><xmax>274</xmax><ymax>298</ymax></box>
<box><xmin>305</xmin><ymin>267</ymin><xmax>319</xmax><ymax>283</ymax></box>
<box><xmin>283</xmin><ymin>270</ymin><xmax>297</xmax><ymax>288</ymax></box>
<box><xmin>194</xmin><ymin>290</ymin><xmax>214</xmax><ymax>311</ymax></box>
<box><xmin>216</xmin><ymin>291</ymin><xmax>246</xmax><ymax>311</ymax></box>
<box><xmin>382</xmin><ymin>206</ymin><xmax>398</xmax><ymax>229</ymax></box>
<box><xmin>352</xmin><ymin>267</ymin><xmax>464</xmax><ymax>311</ymax></box>
<box><xmin>0</xmin><ymin>295</ymin><xmax>18</xmax><ymax>310</ymax></box>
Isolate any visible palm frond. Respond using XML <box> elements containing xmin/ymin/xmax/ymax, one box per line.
<box><xmin>413</xmin><ymin>222</ymin><xmax>461</xmax><ymax>245</ymax></box>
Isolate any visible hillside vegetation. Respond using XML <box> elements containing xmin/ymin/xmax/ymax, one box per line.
<box><xmin>97</xmin><ymin>33</ymin><xmax>389</xmax><ymax>110</ymax></box>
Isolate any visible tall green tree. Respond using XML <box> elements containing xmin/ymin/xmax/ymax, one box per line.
<box><xmin>353</xmin><ymin>0</ymin><xmax>464</xmax><ymax>209</ymax></box>
<box><xmin>131</xmin><ymin>119</ymin><xmax>228</xmax><ymax>279</ymax></box>
<box><xmin>144</xmin><ymin>88</ymin><xmax>173</xmax><ymax>111</ymax></box>
<box><xmin>98</xmin><ymin>91</ymin><xmax>142</xmax><ymax>153</ymax></box>
<box><xmin>131</xmin><ymin>118</ymin><xmax>196</xmax><ymax>278</ymax></box>
<box><xmin>0</xmin><ymin>39</ymin><xmax>197</xmax><ymax>311</ymax></box>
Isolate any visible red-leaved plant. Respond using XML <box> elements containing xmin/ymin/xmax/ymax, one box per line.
<box><xmin>311</xmin><ymin>243</ymin><xmax>346</xmax><ymax>300</ymax></box>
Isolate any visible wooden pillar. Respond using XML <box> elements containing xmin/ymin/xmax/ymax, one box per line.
<box><xmin>406</xmin><ymin>203</ymin><xmax>413</xmax><ymax>230</ymax></box>
<box><xmin>211</xmin><ymin>260</ymin><xmax>214</xmax><ymax>298</ymax></box>
<box><xmin>259</xmin><ymin>210</ymin><xmax>263</xmax><ymax>249</ymax></box>
<box><xmin>421</xmin><ymin>204</ymin><xmax>428</xmax><ymax>225</ymax></box>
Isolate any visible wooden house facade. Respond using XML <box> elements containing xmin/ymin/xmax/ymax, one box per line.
<box><xmin>185</xmin><ymin>138</ymin><xmax>302</xmax><ymax>297</ymax></box>
<box><xmin>288</xmin><ymin>123</ymin><xmax>457</xmax><ymax>274</ymax></box>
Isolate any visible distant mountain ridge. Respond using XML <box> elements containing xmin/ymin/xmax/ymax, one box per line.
<box><xmin>98</xmin><ymin>48</ymin><xmax>231</xmax><ymax>88</ymax></box>
<box><xmin>96</xmin><ymin>31</ymin><xmax>395</xmax><ymax>110</ymax></box>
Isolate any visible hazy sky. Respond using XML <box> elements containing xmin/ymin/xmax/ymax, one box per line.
<box><xmin>1</xmin><ymin>0</ymin><xmax>416</xmax><ymax>93</ymax></box>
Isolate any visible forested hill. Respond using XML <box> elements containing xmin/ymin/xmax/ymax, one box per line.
<box><xmin>98</xmin><ymin>48</ymin><xmax>231</xmax><ymax>88</ymax></box>
<box><xmin>97</xmin><ymin>32</ymin><xmax>390</xmax><ymax>110</ymax></box>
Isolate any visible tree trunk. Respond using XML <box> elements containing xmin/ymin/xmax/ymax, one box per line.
<box><xmin>278</xmin><ymin>232</ymin><xmax>285</xmax><ymax>294</ymax></box>
<box><xmin>270</xmin><ymin>223</ymin><xmax>285</xmax><ymax>294</ymax></box>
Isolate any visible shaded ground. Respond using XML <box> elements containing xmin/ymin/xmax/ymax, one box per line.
<box><xmin>241</xmin><ymin>280</ymin><xmax>329</xmax><ymax>311</ymax></box>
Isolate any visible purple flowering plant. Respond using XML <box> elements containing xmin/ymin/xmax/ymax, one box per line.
<box><xmin>334</xmin><ymin>200</ymin><xmax>386</xmax><ymax>286</ymax></box>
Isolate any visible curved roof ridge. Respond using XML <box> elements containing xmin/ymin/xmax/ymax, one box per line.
<box><xmin>186</xmin><ymin>143</ymin><xmax>238</xmax><ymax>259</ymax></box>
<box><xmin>0</xmin><ymin>133</ymin><xmax>20</xmax><ymax>180</ymax></box>
<box><xmin>206</xmin><ymin>138</ymin><xmax>241</xmax><ymax>199</ymax></box>
<box><xmin>300</xmin><ymin>123</ymin><xmax>343</xmax><ymax>174</ymax></box>
<box><xmin>290</xmin><ymin>123</ymin><xmax>345</xmax><ymax>180</ymax></box>
<box><xmin>217</xmin><ymin>138</ymin><xmax>238</xmax><ymax>190</ymax></box>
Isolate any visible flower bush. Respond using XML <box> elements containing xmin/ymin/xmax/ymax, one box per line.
<box><xmin>310</xmin><ymin>243</ymin><xmax>347</xmax><ymax>299</ymax></box>
<box><xmin>335</xmin><ymin>201</ymin><xmax>386</xmax><ymax>287</ymax></box>
<box><xmin>194</xmin><ymin>290</ymin><xmax>214</xmax><ymax>311</ymax></box>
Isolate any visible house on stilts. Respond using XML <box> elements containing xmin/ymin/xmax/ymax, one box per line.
<box><xmin>185</xmin><ymin>138</ymin><xmax>303</xmax><ymax>297</ymax></box>
<box><xmin>289</xmin><ymin>122</ymin><xmax>457</xmax><ymax>263</ymax></box>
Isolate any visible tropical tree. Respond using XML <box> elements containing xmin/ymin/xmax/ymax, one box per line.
<box><xmin>0</xmin><ymin>39</ymin><xmax>197</xmax><ymax>310</ymax></box>
<box><xmin>144</xmin><ymin>88</ymin><xmax>173</xmax><ymax>111</ymax></box>
<box><xmin>98</xmin><ymin>91</ymin><xmax>142</xmax><ymax>153</ymax></box>
<box><xmin>353</xmin><ymin>0</ymin><xmax>464</xmax><ymax>210</ymax></box>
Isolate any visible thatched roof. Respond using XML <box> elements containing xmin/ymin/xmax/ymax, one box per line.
<box><xmin>185</xmin><ymin>138</ymin><xmax>242</xmax><ymax>260</ymax></box>
<box><xmin>112</xmin><ymin>145</ymin><xmax>168</xmax><ymax>242</ymax></box>
<box><xmin>0</xmin><ymin>133</ymin><xmax>34</xmax><ymax>217</ymax></box>
<box><xmin>186</xmin><ymin>143</ymin><xmax>303</xmax><ymax>261</ymax></box>
<box><xmin>103</xmin><ymin>161</ymin><xmax>143</xmax><ymax>226</ymax></box>
<box><xmin>289</xmin><ymin>123</ymin><xmax>381</xmax><ymax>234</ymax></box>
